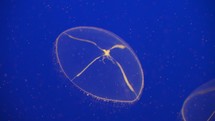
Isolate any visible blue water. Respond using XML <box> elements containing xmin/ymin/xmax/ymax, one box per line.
<box><xmin>1</xmin><ymin>0</ymin><xmax>215</xmax><ymax>121</ymax></box>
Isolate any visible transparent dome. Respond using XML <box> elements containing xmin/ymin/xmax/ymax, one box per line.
<box><xmin>55</xmin><ymin>26</ymin><xmax>144</xmax><ymax>103</ymax></box>
<box><xmin>181</xmin><ymin>79</ymin><xmax>215</xmax><ymax>121</ymax></box>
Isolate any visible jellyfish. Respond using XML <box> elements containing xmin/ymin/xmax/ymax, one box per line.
<box><xmin>55</xmin><ymin>26</ymin><xmax>144</xmax><ymax>103</ymax></box>
<box><xmin>181</xmin><ymin>79</ymin><xmax>215</xmax><ymax>121</ymax></box>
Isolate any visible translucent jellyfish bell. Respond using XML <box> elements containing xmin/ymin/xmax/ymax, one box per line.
<box><xmin>55</xmin><ymin>26</ymin><xmax>144</xmax><ymax>103</ymax></box>
<box><xmin>181</xmin><ymin>79</ymin><xmax>215</xmax><ymax>121</ymax></box>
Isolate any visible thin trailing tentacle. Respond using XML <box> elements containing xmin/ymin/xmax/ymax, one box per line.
<box><xmin>71</xmin><ymin>56</ymin><xmax>102</xmax><ymax>81</ymax></box>
<box><xmin>111</xmin><ymin>56</ymin><xmax>137</xmax><ymax>96</ymax></box>
<box><xmin>63</xmin><ymin>32</ymin><xmax>103</xmax><ymax>51</ymax></box>
<box><xmin>109</xmin><ymin>44</ymin><xmax>126</xmax><ymax>51</ymax></box>
<box><xmin>207</xmin><ymin>111</ymin><xmax>215</xmax><ymax>121</ymax></box>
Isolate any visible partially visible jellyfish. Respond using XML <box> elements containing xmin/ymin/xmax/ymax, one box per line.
<box><xmin>55</xmin><ymin>26</ymin><xmax>144</xmax><ymax>103</ymax></box>
<box><xmin>181</xmin><ymin>79</ymin><xmax>215</xmax><ymax>121</ymax></box>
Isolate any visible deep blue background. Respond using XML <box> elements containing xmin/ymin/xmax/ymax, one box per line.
<box><xmin>0</xmin><ymin>0</ymin><xmax>215</xmax><ymax>121</ymax></box>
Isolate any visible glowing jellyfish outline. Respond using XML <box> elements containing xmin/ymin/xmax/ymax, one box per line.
<box><xmin>55</xmin><ymin>26</ymin><xmax>144</xmax><ymax>103</ymax></box>
<box><xmin>181</xmin><ymin>80</ymin><xmax>215</xmax><ymax>121</ymax></box>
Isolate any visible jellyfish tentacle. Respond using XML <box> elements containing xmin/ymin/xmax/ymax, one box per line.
<box><xmin>207</xmin><ymin>111</ymin><xmax>215</xmax><ymax>121</ymax></box>
<box><xmin>109</xmin><ymin>44</ymin><xmax>126</xmax><ymax>51</ymax></box>
<box><xmin>71</xmin><ymin>55</ymin><xmax>102</xmax><ymax>81</ymax></box>
<box><xmin>107</xmin><ymin>56</ymin><xmax>116</xmax><ymax>64</ymax></box>
<box><xmin>110</xmin><ymin>56</ymin><xmax>137</xmax><ymax>96</ymax></box>
<box><xmin>63</xmin><ymin>32</ymin><xmax>103</xmax><ymax>51</ymax></box>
